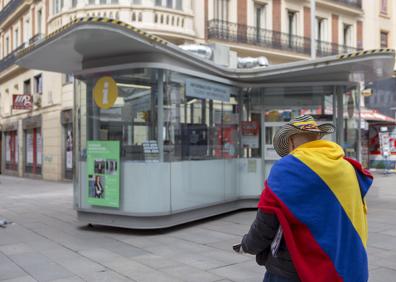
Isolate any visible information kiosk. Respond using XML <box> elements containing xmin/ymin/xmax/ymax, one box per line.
<box><xmin>16</xmin><ymin>18</ymin><xmax>395</xmax><ymax>228</ymax></box>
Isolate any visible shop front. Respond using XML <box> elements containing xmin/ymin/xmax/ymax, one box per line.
<box><xmin>61</xmin><ymin>109</ymin><xmax>73</xmax><ymax>180</ymax></box>
<box><xmin>22</xmin><ymin>115</ymin><xmax>42</xmax><ymax>177</ymax></box>
<box><xmin>16</xmin><ymin>18</ymin><xmax>395</xmax><ymax>228</ymax></box>
<box><xmin>3</xmin><ymin>122</ymin><xmax>19</xmax><ymax>175</ymax></box>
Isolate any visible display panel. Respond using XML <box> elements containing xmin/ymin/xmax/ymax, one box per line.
<box><xmin>87</xmin><ymin>141</ymin><xmax>120</xmax><ymax>208</ymax></box>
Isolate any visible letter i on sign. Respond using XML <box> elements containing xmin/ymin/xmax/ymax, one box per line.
<box><xmin>102</xmin><ymin>81</ymin><xmax>109</xmax><ymax>105</ymax></box>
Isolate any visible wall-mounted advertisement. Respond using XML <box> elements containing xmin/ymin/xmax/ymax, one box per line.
<box><xmin>241</xmin><ymin>121</ymin><xmax>259</xmax><ymax>149</ymax></box>
<box><xmin>87</xmin><ymin>141</ymin><xmax>120</xmax><ymax>208</ymax></box>
<box><xmin>66</xmin><ymin>128</ymin><xmax>73</xmax><ymax>169</ymax></box>
<box><xmin>185</xmin><ymin>78</ymin><xmax>232</xmax><ymax>102</ymax></box>
<box><xmin>12</xmin><ymin>94</ymin><xmax>33</xmax><ymax>110</ymax></box>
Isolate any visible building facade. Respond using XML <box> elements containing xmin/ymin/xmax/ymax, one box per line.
<box><xmin>0</xmin><ymin>0</ymin><xmax>379</xmax><ymax>180</ymax></box>
<box><xmin>362</xmin><ymin>0</ymin><xmax>396</xmax><ymax>119</ymax></box>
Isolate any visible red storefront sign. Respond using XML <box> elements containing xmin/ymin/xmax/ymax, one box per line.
<box><xmin>12</xmin><ymin>94</ymin><xmax>33</xmax><ymax>110</ymax></box>
<box><xmin>241</xmin><ymin>121</ymin><xmax>259</xmax><ymax>136</ymax></box>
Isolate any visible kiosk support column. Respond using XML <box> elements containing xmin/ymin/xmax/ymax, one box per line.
<box><xmin>356</xmin><ymin>85</ymin><xmax>362</xmax><ymax>162</ymax></box>
<box><xmin>336</xmin><ymin>87</ymin><xmax>344</xmax><ymax>148</ymax></box>
<box><xmin>157</xmin><ymin>70</ymin><xmax>164</xmax><ymax>162</ymax></box>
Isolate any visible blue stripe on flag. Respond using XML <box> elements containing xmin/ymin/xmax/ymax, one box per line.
<box><xmin>268</xmin><ymin>155</ymin><xmax>368</xmax><ymax>282</ymax></box>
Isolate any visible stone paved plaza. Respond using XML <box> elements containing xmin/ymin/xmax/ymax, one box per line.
<box><xmin>0</xmin><ymin>173</ymin><xmax>395</xmax><ymax>282</ymax></box>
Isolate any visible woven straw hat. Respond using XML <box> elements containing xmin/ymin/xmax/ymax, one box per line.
<box><xmin>273</xmin><ymin>115</ymin><xmax>335</xmax><ymax>157</ymax></box>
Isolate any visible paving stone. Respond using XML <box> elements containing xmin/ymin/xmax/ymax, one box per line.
<box><xmin>1</xmin><ymin>276</ymin><xmax>38</xmax><ymax>282</ymax></box>
<box><xmin>209</xmin><ymin>260</ymin><xmax>264</xmax><ymax>282</ymax></box>
<box><xmin>7</xmin><ymin>253</ymin><xmax>75</xmax><ymax>282</ymax></box>
<box><xmin>369</xmin><ymin>267</ymin><xmax>396</xmax><ymax>282</ymax></box>
<box><xmin>161</xmin><ymin>264</ymin><xmax>224</xmax><ymax>282</ymax></box>
<box><xmin>0</xmin><ymin>243</ymin><xmax>33</xmax><ymax>256</ymax></box>
<box><xmin>132</xmin><ymin>254</ymin><xmax>181</xmax><ymax>269</ymax></box>
<box><xmin>0</xmin><ymin>173</ymin><xmax>396</xmax><ymax>282</ymax></box>
<box><xmin>0</xmin><ymin>253</ymin><xmax>27</xmax><ymax>281</ymax></box>
<box><xmin>104</xmin><ymin>257</ymin><xmax>179</xmax><ymax>282</ymax></box>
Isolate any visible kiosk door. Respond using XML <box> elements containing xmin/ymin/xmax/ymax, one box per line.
<box><xmin>263</xmin><ymin>121</ymin><xmax>285</xmax><ymax>178</ymax></box>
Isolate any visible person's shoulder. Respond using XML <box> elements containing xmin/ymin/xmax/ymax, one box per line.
<box><xmin>272</xmin><ymin>154</ymin><xmax>296</xmax><ymax>169</ymax></box>
<box><xmin>269</xmin><ymin>155</ymin><xmax>297</xmax><ymax>177</ymax></box>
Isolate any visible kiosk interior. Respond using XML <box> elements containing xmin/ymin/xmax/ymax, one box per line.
<box><xmin>16</xmin><ymin>18</ymin><xmax>395</xmax><ymax>229</ymax></box>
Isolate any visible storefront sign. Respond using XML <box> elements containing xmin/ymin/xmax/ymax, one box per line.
<box><xmin>186</xmin><ymin>78</ymin><xmax>231</xmax><ymax>102</ymax></box>
<box><xmin>87</xmin><ymin>141</ymin><xmax>120</xmax><ymax>208</ymax></box>
<box><xmin>93</xmin><ymin>76</ymin><xmax>118</xmax><ymax>109</ymax></box>
<box><xmin>214</xmin><ymin>112</ymin><xmax>239</xmax><ymax>125</ymax></box>
<box><xmin>379</xmin><ymin>132</ymin><xmax>391</xmax><ymax>157</ymax></box>
<box><xmin>241</xmin><ymin>121</ymin><xmax>259</xmax><ymax>149</ymax></box>
<box><xmin>12</xmin><ymin>94</ymin><xmax>33</xmax><ymax>110</ymax></box>
<box><xmin>241</xmin><ymin>121</ymin><xmax>259</xmax><ymax>136</ymax></box>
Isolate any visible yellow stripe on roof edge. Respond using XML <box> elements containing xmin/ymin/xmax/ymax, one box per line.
<box><xmin>337</xmin><ymin>48</ymin><xmax>395</xmax><ymax>60</ymax></box>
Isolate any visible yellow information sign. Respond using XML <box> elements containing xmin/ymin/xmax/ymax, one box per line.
<box><xmin>93</xmin><ymin>76</ymin><xmax>118</xmax><ymax>109</ymax></box>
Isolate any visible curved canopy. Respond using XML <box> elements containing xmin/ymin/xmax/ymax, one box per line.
<box><xmin>16</xmin><ymin>17</ymin><xmax>395</xmax><ymax>86</ymax></box>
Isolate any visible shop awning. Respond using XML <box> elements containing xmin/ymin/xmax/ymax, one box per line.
<box><xmin>361</xmin><ymin>108</ymin><xmax>396</xmax><ymax>122</ymax></box>
<box><xmin>16</xmin><ymin>17</ymin><xmax>395</xmax><ymax>86</ymax></box>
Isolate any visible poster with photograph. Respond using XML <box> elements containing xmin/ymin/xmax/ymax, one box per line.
<box><xmin>87</xmin><ymin>141</ymin><xmax>120</xmax><ymax>208</ymax></box>
<box><xmin>66</xmin><ymin>128</ymin><xmax>73</xmax><ymax>169</ymax></box>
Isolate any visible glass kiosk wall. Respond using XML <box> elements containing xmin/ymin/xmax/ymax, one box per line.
<box><xmin>74</xmin><ymin>66</ymin><xmax>358</xmax><ymax>223</ymax></box>
<box><xmin>74</xmin><ymin>68</ymin><xmax>244</xmax><ymax>215</ymax></box>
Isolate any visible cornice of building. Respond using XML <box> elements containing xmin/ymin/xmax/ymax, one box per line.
<box><xmin>0</xmin><ymin>64</ymin><xmax>26</xmax><ymax>84</ymax></box>
<box><xmin>315</xmin><ymin>0</ymin><xmax>364</xmax><ymax>16</ymax></box>
<box><xmin>0</xmin><ymin>0</ymin><xmax>33</xmax><ymax>30</ymax></box>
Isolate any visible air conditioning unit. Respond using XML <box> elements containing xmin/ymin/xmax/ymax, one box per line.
<box><xmin>33</xmin><ymin>94</ymin><xmax>42</xmax><ymax>108</ymax></box>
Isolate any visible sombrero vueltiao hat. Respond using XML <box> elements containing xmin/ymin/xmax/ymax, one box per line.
<box><xmin>273</xmin><ymin>115</ymin><xmax>335</xmax><ymax>157</ymax></box>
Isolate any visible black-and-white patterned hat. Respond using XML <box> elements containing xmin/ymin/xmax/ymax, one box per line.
<box><xmin>273</xmin><ymin>115</ymin><xmax>335</xmax><ymax>157</ymax></box>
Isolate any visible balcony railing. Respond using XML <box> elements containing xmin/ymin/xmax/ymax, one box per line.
<box><xmin>330</xmin><ymin>0</ymin><xmax>362</xmax><ymax>9</ymax></box>
<box><xmin>208</xmin><ymin>20</ymin><xmax>361</xmax><ymax>58</ymax></box>
<box><xmin>29</xmin><ymin>33</ymin><xmax>44</xmax><ymax>45</ymax></box>
<box><xmin>0</xmin><ymin>44</ymin><xmax>25</xmax><ymax>73</ymax></box>
<box><xmin>0</xmin><ymin>0</ymin><xmax>24</xmax><ymax>24</ymax></box>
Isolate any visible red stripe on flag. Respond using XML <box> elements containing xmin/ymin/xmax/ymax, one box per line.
<box><xmin>258</xmin><ymin>183</ymin><xmax>342</xmax><ymax>282</ymax></box>
<box><xmin>344</xmin><ymin>157</ymin><xmax>373</xmax><ymax>179</ymax></box>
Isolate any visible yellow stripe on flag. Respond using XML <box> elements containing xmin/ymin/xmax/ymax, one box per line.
<box><xmin>291</xmin><ymin>140</ymin><xmax>368</xmax><ymax>247</ymax></box>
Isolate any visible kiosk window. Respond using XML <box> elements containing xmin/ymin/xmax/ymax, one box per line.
<box><xmin>84</xmin><ymin>69</ymin><xmax>159</xmax><ymax>161</ymax></box>
<box><xmin>78</xmin><ymin>68</ymin><xmax>240</xmax><ymax>163</ymax></box>
<box><xmin>163</xmin><ymin>71</ymin><xmax>240</xmax><ymax>161</ymax></box>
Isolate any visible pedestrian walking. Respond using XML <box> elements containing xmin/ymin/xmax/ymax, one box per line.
<box><xmin>236</xmin><ymin>115</ymin><xmax>373</xmax><ymax>282</ymax></box>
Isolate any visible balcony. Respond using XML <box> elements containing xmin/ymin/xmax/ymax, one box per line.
<box><xmin>29</xmin><ymin>33</ymin><xmax>45</xmax><ymax>45</ymax></box>
<box><xmin>0</xmin><ymin>0</ymin><xmax>24</xmax><ymax>24</ymax></box>
<box><xmin>207</xmin><ymin>20</ymin><xmax>361</xmax><ymax>58</ymax></box>
<box><xmin>329</xmin><ymin>0</ymin><xmax>362</xmax><ymax>9</ymax></box>
<box><xmin>0</xmin><ymin>44</ymin><xmax>25</xmax><ymax>73</ymax></box>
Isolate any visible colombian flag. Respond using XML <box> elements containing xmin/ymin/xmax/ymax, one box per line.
<box><xmin>258</xmin><ymin>140</ymin><xmax>373</xmax><ymax>282</ymax></box>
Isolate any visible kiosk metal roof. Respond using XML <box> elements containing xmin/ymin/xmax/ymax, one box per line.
<box><xmin>16</xmin><ymin>17</ymin><xmax>395</xmax><ymax>86</ymax></box>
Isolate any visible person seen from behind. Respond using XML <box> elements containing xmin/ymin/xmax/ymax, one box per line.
<box><xmin>235</xmin><ymin>115</ymin><xmax>373</xmax><ymax>282</ymax></box>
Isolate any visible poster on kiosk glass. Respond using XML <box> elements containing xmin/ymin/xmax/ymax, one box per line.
<box><xmin>87</xmin><ymin>141</ymin><xmax>120</xmax><ymax>208</ymax></box>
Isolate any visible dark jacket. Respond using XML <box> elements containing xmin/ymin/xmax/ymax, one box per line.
<box><xmin>241</xmin><ymin>210</ymin><xmax>300</xmax><ymax>281</ymax></box>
